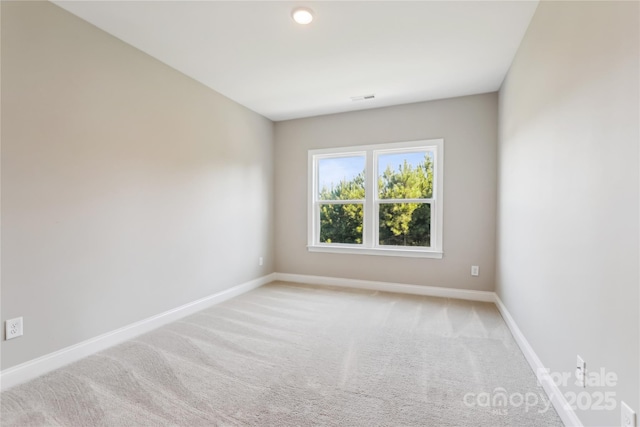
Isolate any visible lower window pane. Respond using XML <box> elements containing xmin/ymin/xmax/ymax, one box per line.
<box><xmin>319</xmin><ymin>204</ymin><xmax>363</xmax><ymax>244</ymax></box>
<box><xmin>379</xmin><ymin>203</ymin><xmax>430</xmax><ymax>247</ymax></box>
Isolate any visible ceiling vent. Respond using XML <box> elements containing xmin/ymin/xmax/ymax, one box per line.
<box><xmin>350</xmin><ymin>94</ymin><xmax>376</xmax><ymax>102</ymax></box>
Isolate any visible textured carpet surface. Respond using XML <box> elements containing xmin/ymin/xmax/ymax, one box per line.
<box><xmin>1</xmin><ymin>282</ymin><xmax>562</xmax><ymax>426</ymax></box>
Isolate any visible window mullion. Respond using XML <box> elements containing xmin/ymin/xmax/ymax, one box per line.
<box><xmin>378</xmin><ymin>198</ymin><xmax>431</xmax><ymax>204</ymax></box>
<box><xmin>317</xmin><ymin>199</ymin><xmax>362</xmax><ymax>205</ymax></box>
<box><xmin>364</xmin><ymin>150</ymin><xmax>375</xmax><ymax>248</ymax></box>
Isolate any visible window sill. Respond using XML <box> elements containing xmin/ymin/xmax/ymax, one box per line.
<box><xmin>307</xmin><ymin>245</ymin><xmax>443</xmax><ymax>259</ymax></box>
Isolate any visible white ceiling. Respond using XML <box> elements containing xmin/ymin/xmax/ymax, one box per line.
<box><xmin>52</xmin><ymin>1</ymin><xmax>539</xmax><ymax>121</ymax></box>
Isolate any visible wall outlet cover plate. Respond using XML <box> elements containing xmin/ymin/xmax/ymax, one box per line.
<box><xmin>5</xmin><ymin>317</ymin><xmax>23</xmax><ymax>340</ymax></box>
<box><xmin>576</xmin><ymin>355</ymin><xmax>585</xmax><ymax>387</ymax></box>
<box><xmin>621</xmin><ymin>401</ymin><xmax>637</xmax><ymax>427</ymax></box>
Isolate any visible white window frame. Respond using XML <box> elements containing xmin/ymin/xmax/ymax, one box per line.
<box><xmin>308</xmin><ymin>139</ymin><xmax>444</xmax><ymax>258</ymax></box>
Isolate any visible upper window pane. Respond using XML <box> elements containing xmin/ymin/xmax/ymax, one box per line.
<box><xmin>378</xmin><ymin>151</ymin><xmax>433</xmax><ymax>199</ymax></box>
<box><xmin>318</xmin><ymin>156</ymin><xmax>365</xmax><ymax>200</ymax></box>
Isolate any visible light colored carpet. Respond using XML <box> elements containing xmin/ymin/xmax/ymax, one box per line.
<box><xmin>1</xmin><ymin>282</ymin><xmax>562</xmax><ymax>426</ymax></box>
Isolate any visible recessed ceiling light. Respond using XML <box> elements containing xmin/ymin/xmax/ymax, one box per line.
<box><xmin>292</xmin><ymin>7</ymin><xmax>314</xmax><ymax>25</ymax></box>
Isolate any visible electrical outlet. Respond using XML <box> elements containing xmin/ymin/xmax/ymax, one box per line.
<box><xmin>622</xmin><ymin>401</ymin><xmax>637</xmax><ymax>427</ymax></box>
<box><xmin>259</xmin><ymin>257</ymin><xmax>264</xmax><ymax>266</ymax></box>
<box><xmin>471</xmin><ymin>265</ymin><xmax>479</xmax><ymax>276</ymax></box>
<box><xmin>576</xmin><ymin>355</ymin><xmax>586</xmax><ymax>387</ymax></box>
<box><xmin>5</xmin><ymin>317</ymin><xmax>23</xmax><ymax>340</ymax></box>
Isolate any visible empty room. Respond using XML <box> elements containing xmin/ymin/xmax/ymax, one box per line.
<box><xmin>1</xmin><ymin>1</ymin><xmax>638</xmax><ymax>426</ymax></box>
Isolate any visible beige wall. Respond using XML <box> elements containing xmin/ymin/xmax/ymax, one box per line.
<box><xmin>274</xmin><ymin>94</ymin><xmax>498</xmax><ymax>291</ymax></box>
<box><xmin>1</xmin><ymin>1</ymin><xmax>274</xmax><ymax>370</ymax></box>
<box><xmin>497</xmin><ymin>1</ymin><xmax>639</xmax><ymax>425</ymax></box>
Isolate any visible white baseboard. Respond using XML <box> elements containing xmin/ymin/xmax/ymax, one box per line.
<box><xmin>273</xmin><ymin>272</ymin><xmax>495</xmax><ymax>302</ymax></box>
<box><xmin>0</xmin><ymin>273</ymin><xmax>276</xmax><ymax>392</ymax></box>
<box><xmin>494</xmin><ymin>295</ymin><xmax>582</xmax><ymax>427</ymax></box>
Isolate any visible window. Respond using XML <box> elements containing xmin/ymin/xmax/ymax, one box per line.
<box><xmin>308</xmin><ymin>139</ymin><xmax>443</xmax><ymax>258</ymax></box>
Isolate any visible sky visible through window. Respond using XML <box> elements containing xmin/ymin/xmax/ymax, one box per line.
<box><xmin>318</xmin><ymin>151</ymin><xmax>432</xmax><ymax>190</ymax></box>
<box><xmin>318</xmin><ymin>156</ymin><xmax>365</xmax><ymax>190</ymax></box>
<box><xmin>378</xmin><ymin>151</ymin><xmax>432</xmax><ymax>177</ymax></box>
